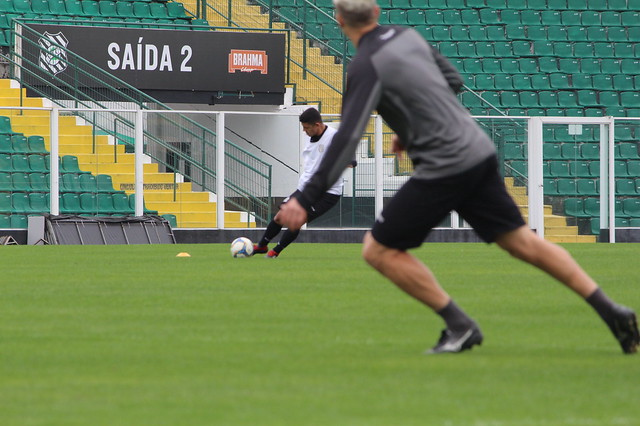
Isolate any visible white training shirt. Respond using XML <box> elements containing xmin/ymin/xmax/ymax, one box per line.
<box><xmin>297</xmin><ymin>125</ymin><xmax>343</xmax><ymax>196</ymax></box>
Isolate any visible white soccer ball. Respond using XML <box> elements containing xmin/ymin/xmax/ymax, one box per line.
<box><xmin>230</xmin><ymin>237</ymin><xmax>254</xmax><ymax>258</ymax></box>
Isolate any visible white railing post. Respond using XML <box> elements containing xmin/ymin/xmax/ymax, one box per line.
<box><xmin>374</xmin><ymin>114</ymin><xmax>383</xmax><ymax>219</ymax></box>
<box><xmin>527</xmin><ymin>117</ymin><xmax>544</xmax><ymax>238</ymax></box>
<box><xmin>216</xmin><ymin>112</ymin><xmax>225</xmax><ymax>229</ymax></box>
<box><xmin>134</xmin><ymin>109</ymin><xmax>144</xmax><ymax>216</ymax></box>
<box><xmin>49</xmin><ymin>107</ymin><xmax>60</xmax><ymax>215</ymax></box>
<box><xmin>607</xmin><ymin>119</ymin><xmax>616</xmax><ymax>243</ymax></box>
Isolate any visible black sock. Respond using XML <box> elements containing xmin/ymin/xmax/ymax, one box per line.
<box><xmin>259</xmin><ymin>220</ymin><xmax>282</xmax><ymax>247</ymax></box>
<box><xmin>274</xmin><ymin>229</ymin><xmax>300</xmax><ymax>254</ymax></box>
<box><xmin>586</xmin><ymin>288</ymin><xmax>618</xmax><ymax>327</ymax></box>
<box><xmin>437</xmin><ymin>300</ymin><xmax>475</xmax><ymax>332</ymax></box>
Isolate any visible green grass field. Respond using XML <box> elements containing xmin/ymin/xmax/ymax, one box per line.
<box><xmin>2</xmin><ymin>242</ymin><xmax>639</xmax><ymax>425</ymax></box>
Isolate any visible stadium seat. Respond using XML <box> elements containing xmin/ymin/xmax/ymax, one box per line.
<box><xmin>0</xmin><ymin>213</ymin><xmax>9</xmax><ymax>227</ymax></box>
<box><xmin>10</xmin><ymin>214</ymin><xmax>27</xmax><ymax>229</ymax></box>
<box><xmin>623</xmin><ymin>199</ymin><xmax>640</xmax><ymax>218</ymax></box>
<box><xmin>27</xmin><ymin>136</ymin><xmax>47</xmax><ymax>154</ymax></box>
<box><xmin>11</xmin><ymin>192</ymin><xmax>33</xmax><ymax>214</ymax></box>
<box><xmin>544</xmin><ymin>178</ymin><xmax>559</xmax><ymax>195</ymax></box>
<box><xmin>128</xmin><ymin>193</ymin><xmax>158</xmax><ymax>214</ymax></box>
<box><xmin>0</xmin><ymin>171</ymin><xmax>10</xmax><ymax>190</ymax></box>
<box><xmin>11</xmin><ymin>172</ymin><xmax>30</xmax><ymax>191</ymax></box>
<box><xmin>11</xmin><ymin>155</ymin><xmax>31</xmax><ymax>172</ymax></box>
<box><xmin>616</xmin><ymin>179</ymin><xmax>637</xmax><ymax>195</ymax></box>
<box><xmin>616</xmin><ymin>143</ymin><xmax>640</xmax><ymax>159</ymax></box>
<box><xmin>0</xmin><ymin>116</ymin><xmax>21</xmax><ymax>136</ymax></box>
<box><xmin>504</xmin><ymin>143</ymin><xmax>525</xmax><ymax>160</ymax></box>
<box><xmin>111</xmin><ymin>192</ymin><xmax>133</xmax><ymax>215</ymax></box>
<box><xmin>61</xmin><ymin>155</ymin><xmax>87</xmax><ymax>174</ymax></box>
<box><xmin>98</xmin><ymin>1</ymin><xmax>117</xmax><ymax>17</ymax></box>
<box><xmin>64</xmin><ymin>0</ymin><xmax>84</xmax><ymax>15</ymax></box>
<box><xmin>61</xmin><ymin>173</ymin><xmax>82</xmax><ymax>193</ymax></box>
<box><xmin>162</xmin><ymin>213</ymin><xmax>177</xmax><ymax>228</ymax></box>
<box><xmin>60</xmin><ymin>193</ymin><xmax>81</xmax><ymax>214</ymax></box>
<box><xmin>561</xmin><ymin>143</ymin><xmax>580</xmax><ymax>159</ymax></box>
<box><xmin>28</xmin><ymin>155</ymin><xmax>47</xmax><ymax>173</ymax></box>
<box><xmin>577</xmin><ymin>179</ymin><xmax>599</xmax><ymax>196</ymax></box>
<box><xmin>548</xmin><ymin>161</ymin><xmax>571</xmax><ymax>177</ymax></box>
<box><xmin>0</xmin><ymin>135</ymin><xmax>11</xmax><ymax>154</ymax></box>
<box><xmin>29</xmin><ymin>193</ymin><xmax>48</xmax><ymax>213</ymax></box>
<box><xmin>543</xmin><ymin>143</ymin><xmax>563</xmax><ymax>160</ymax></box>
<box><xmin>569</xmin><ymin>161</ymin><xmax>592</xmax><ymax>177</ymax></box>
<box><xmin>564</xmin><ymin>198</ymin><xmax>589</xmax><ymax>217</ymax></box>
<box><xmin>479</xmin><ymin>9</ymin><xmax>500</xmax><ymax>24</ymax></box>
<box><xmin>29</xmin><ymin>173</ymin><xmax>49</xmax><ymax>192</ymax></box>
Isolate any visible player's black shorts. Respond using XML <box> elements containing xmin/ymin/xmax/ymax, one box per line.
<box><xmin>371</xmin><ymin>154</ymin><xmax>526</xmax><ymax>250</ymax></box>
<box><xmin>286</xmin><ymin>190</ymin><xmax>340</xmax><ymax>223</ymax></box>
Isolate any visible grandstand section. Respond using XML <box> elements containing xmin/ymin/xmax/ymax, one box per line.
<box><xmin>0</xmin><ymin>79</ymin><xmax>256</xmax><ymax>229</ymax></box>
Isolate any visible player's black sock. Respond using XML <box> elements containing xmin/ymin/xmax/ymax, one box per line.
<box><xmin>274</xmin><ymin>229</ymin><xmax>300</xmax><ymax>254</ymax></box>
<box><xmin>586</xmin><ymin>288</ymin><xmax>618</xmax><ymax>326</ymax></box>
<box><xmin>437</xmin><ymin>300</ymin><xmax>476</xmax><ymax>332</ymax></box>
<box><xmin>259</xmin><ymin>220</ymin><xmax>283</xmax><ymax>247</ymax></box>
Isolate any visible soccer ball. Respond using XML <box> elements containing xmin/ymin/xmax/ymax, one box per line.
<box><xmin>230</xmin><ymin>237</ymin><xmax>254</xmax><ymax>258</ymax></box>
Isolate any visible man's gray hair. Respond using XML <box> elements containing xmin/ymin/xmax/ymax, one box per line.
<box><xmin>333</xmin><ymin>0</ymin><xmax>377</xmax><ymax>27</ymax></box>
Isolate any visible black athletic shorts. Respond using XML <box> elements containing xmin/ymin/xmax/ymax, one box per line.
<box><xmin>371</xmin><ymin>154</ymin><xmax>526</xmax><ymax>250</ymax></box>
<box><xmin>286</xmin><ymin>190</ymin><xmax>340</xmax><ymax>223</ymax></box>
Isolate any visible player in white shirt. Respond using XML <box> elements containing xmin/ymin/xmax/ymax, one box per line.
<box><xmin>253</xmin><ymin>108</ymin><xmax>356</xmax><ymax>258</ymax></box>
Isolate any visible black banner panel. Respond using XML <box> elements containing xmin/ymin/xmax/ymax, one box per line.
<box><xmin>22</xmin><ymin>24</ymin><xmax>286</xmax><ymax>104</ymax></box>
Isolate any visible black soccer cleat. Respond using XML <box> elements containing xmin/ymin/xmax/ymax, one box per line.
<box><xmin>252</xmin><ymin>244</ymin><xmax>268</xmax><ymax>255</ymax></box>
<box><xmin>608</xmin><ymin>305</ymin><xmax>639</xmax><ymax>354</ymax></box>
<box><xmin>426</xmin><ymin>325</ymin><xmax>483</xmax><ymax>355</ymax></box>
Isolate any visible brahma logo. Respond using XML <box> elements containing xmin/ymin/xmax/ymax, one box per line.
<box><xmin>228</xmin><ymin>49</ymin><xmax>268</xmax><ymax>74</ymax></box>
<box><xmin>38</xmin><ymin>32</ymin><xmax>69</xmax><ymax>75</ymax></box>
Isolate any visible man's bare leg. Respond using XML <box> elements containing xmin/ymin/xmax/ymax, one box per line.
<box><xmin>362</xmin><ymin>232</ymin><xmax>483</xmax><ymax>353</ymax></box>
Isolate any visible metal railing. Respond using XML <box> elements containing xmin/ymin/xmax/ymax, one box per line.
<box><xmin>4</xmin><ymin>20</ymin><xmax>273</xmax><ymax>224</ymax></box>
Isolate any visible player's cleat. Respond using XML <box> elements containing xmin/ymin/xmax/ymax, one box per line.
<box><xmin>265</xmin><ymin>249</ymin><xmax>279</xmax><ymax>258</ymax></box>
<box><xmin>608</xmin><ymin>305</ymin><xmax>639</xmax><ymax>354</ymax></box>
<box><xmin>426</xmin><ymin>325</ymin><xmax>483</xmax><ymax>355</ymax></box>
<box><xmin>252</xmin><ymin>244</ymin><xmax>268</xmax><ymax>255</ymax></box>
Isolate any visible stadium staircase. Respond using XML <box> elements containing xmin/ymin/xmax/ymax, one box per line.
<box><xmin>0</xmin><ymin>79</ymin><xmax>255</xmax><ymax>229</ymax></box>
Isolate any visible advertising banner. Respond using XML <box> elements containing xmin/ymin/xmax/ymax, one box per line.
<box><xmin>22</xmin><ymin>24</ymin><xmax>286</xmax><ymax>104</ymax></box>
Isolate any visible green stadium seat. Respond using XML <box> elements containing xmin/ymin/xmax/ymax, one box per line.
<box><xmin>112</xmin><ymin>192</ymin><xmax>133</xmax><ymax>215</ymax></box>
<box><xmin>0</xmin><ymin>192</ymin><xmax>10</xmax><ymax>212</ymax></box>
<box><xmin>162</xmin><ymin>213</ymin><xmax>177</xmax><ymax>228</ymax></box>
<box><xmin>569</xmin><ymin>161</ymin><xmax>592</xmax><ymax>177</ymax></box>
<box><xmin>128</xmin><ymin>193</ymin><xmax>158</xmax><ymax>215</ymax></box>
<box><xmin>10</xmin><ymin>172</ymin><xmax>30</xmax><ymax>191</ymax></box>
<box><xmin>0</xmin><ymin>153</ymin><xmax>10</xmax><ymax>171</ymax></box>
<box><xmin>584</xmin><ymin>108</ymin><xmax>604</xmax><ymax>117</ymax></box>
<box><xmin>29</xmin><ymin>173</ymin><xmax>48</xmax><ymax>192</ymax></box>
<box><xmin>511</xmin><ymin>74</ymin><xmax>532</xmax><ymax>90</ymax></box>
<box><xmin>544</xmin><ymin>143</ymin><xmax>563</xmax><ymax>159</ymax></box>
<box><xmin>190</xmin><ymin>18</ymin><xmax>209</xmax><ymax>30</ymax></box>
<box><xmin>608</xmin><ymin>27</ymin><xmax>628</xmax><ymax>43</ymax></box>
<box><xmin>475</xmin><ymin>42</ymin><xmax>495</xmax><ymax>57</ymax></box>
<box><xmin>406</xmin><ymin>9</ymin><xmax>425</xmax><ymax>25</ymax></box>
<box><xmin>29</xmin><ymin>193</ymin><xmax>48</xmax><ymax>213</ymax></box>
<box><xmin>485</xmin><ymin>25</ymin><xmax>506</xmax><ymax>40</ymax></box>
<box><xmin>512</xmin><ymin>40</ymin><xmax>531</xmax><ymax>56</ymax></box>
<box><xmin>530</xmin><ymin>74</ymin><xmax>550</xmax><ymax>89</ymax></box>
<box><xmin>627</xmin><ymin>161</ymin><xmax>640</xmax><ymax>177</ymax></box>
<box><xmin>0</xmin><ymin>134</ymin><xmax>11</xmax><ymax>154</ymax></box>
<box><xmin>457</xmin><ymin>42</ymin><xmax>476</xmax><ymax>56</ymax></box>
<box><xmin>583</xmin><ymin>197</ymin><xmax>600</xmax><ymax>217</ymax></box>
<box><xmin>615</xmin><ymin>160</ymin><xmax>630</xmax><ymax>177</ymax></box>
<box><xmin>549</xmin><ymin>73</ymin><xmax>569</xmax><ymax>89</ymax></box>
<box><xmin>561</xmin><ymin>143</ymin><xmax>581</xmax><ymax>159</ymax></box>
<box><xmin>581</xmin><ymin>11</ymin><xmax>600</xmax><ymax>25</ymax></box>
<box><xmin>61</xmin><ymin>173</ymin><xmax>82</xmax><ymax>192</ymax></box>
<box><xmin>495</xmin><ymin>42</ymin><xmax>513</xmax><ymax>57</ymax></box>
<box><xmin>0</xmin><ymin>116</ymin><xmax>21</xmax><ymax>136</ymax></box>
<box><xmin>0</xmin><ymin>171</ymin><xmax>10</xmax><ymax>190</ymax></box>
<box><xmin>561</xmin><ymin>11</ymin><xmax>581</xmax><ymax>25</ymax></box>
<box><xmin>501</xmin><ymin>10</ymin><xmax>520</xmax><ymax>24</ymax></box>
<box><xmin>10</xmin><ymin>214</ymin><xmax>27</xmax><ymax>229</ymax></box>
<box><xmin>482</xmin><ymin>59</ymin><xmax>501</xmax><ymax>73</ymax></box>
<box><xmin>0</xmin><ymin>213</ymin><xmax>9</xmax><ymax>227</ymax></box>
<box><xmin>517</xmin><ymin>58</ymin><xmax>538</xmax><ymax>73</ymax></box>
<box><xmin>451</xmin><ymin>27</ymin><xmax>470</xmax><ymax>40</ymax></box>
<box><xmin>31</xmin><ymin>0</ymin><xmax>50</xmax><ymax>14</ymax></box>
<box><xmin>500</xmin><ymin>91</ymin><xmax>520</xmax><ymax>108</ymax></box>
<box><xmin>616</xmin><ymin>179</ymin><xmax>637</xmax><ymax>195</ymax></box>
<box><xmin>460</xmin><ymin>10</ymin><xmax>479</xmax><ymax>24</ymax></box>
<box><xmin>623</xmin><ymin>199</ymin><xmax>640</xmax><ymax>218</ymax></box>
<box><xmin>59</xmin><ymin>193</ymin><xmax>79</xmax><ymax>214</ymax></box>
<box><xmin>564</xmin><ymin>198</ymin><xmax>589</xmax><ymax>217</ymax></box>
<box><xmin>486</xmin><ymin>0</ymin><xmax>506</xmax><ymax>7</ymax></box>
<box><xmin>116</xmin><ymin>1</ymin><xmax>135</xmax><ymax>17</ymax></box>
<box><xmin>468</xmin><ymin>26</ymin><xmax>487</xmax><ymax>40</ymax></box>
<box><xmin>607</xmin><ymin>0</ymin><xmax>626</xmax><ymax>10</ymax></box>
<box><xmin>438</xmin><ymin>42</ymin><xmax>457</xmax><ymax>57</ymax></box>
<box><xmin>538</xmin><ymin>57</ymin><xmax>559</xmax><ymax>73</ymax></box>
<box><xmin>590</xmin><ymin>74</ymin><xmax>612</xmax><ymax>90</ymax></box>
<box><xmin>79</xmin><ymin>192</ymin><xmax>98</xmax><ymax>214</ymax></box>
<box><xmin>505</xmin><ymin>24</ymin><xmax>525</xmax><ymax>39</ymax></box>
<box><xmin>60</xmin><ymin>155</ymin><xmax>87</xmax><ymax>174</ymax></box>
<box><xmin>96</xmin><ymin>193</ymin><xmax>116</xmax><ymax>214</ymax></box>
<box><xmin>520</xmin><ymin>10</ymin><xmax>541</xmax><ymax>25</ymax></box>
<box><xmin>501</xmin><ymin>58</ymin><xmax>519</xmax><ymax>73</ymax></box>
<box><xmin>504</xmin><ymin>143</ymin><xmax>525</xmax><ymax>160</ymax></box>
<box><xmin>465</xmin><ymin>0</ymin><xmax>485</xmax><ymax>7</ymax></box>
<box><xmin>519</xmin><ymin>91</ymin><xmax>539</xmax><ymax>108</ymax></box>
<box><xmin>388</xmin><ymin>9</ymin><xmax>406</xmax><ymax>24</ymax></box>
<box><xmin>617</xmin><ymin>142</ymin><xmax>640</xmax><ymax>159</ymax></box>
<box><xmin>621</xmin><ymin>59</ymin><xmax>640</xmax><ymax>74</ymax></box>
<box><xmin>509</xmin><ymin>160</ymin><xmax>528</xmax><ymax>177</ymax></box>
<box><xmin>442</xmin><ymin>10</ymin><xmax>462</xmax><ymax>24</ymax></box>
<box><xmin>612</xmin><ymin>75</ymin><xmax>634</xmax><ymax>91</ymax></box>
<box><xmin>479</xmin><ymin>9</ymin><xmax>499</xmax><ymax>24</ymax></box>
<box><xmin>11</xmin><ymin>192</ymin><xmax>32</xmax><ymax>213</ymax></box>
<box><xmin>432</xmin><ymin>26</ymin><xmax>450</xmax><ymax>40</ymax></box>
<box><xmin>577</xmin><ymin>179</ymin><xmax>599</xmax><ymax>196</ymax></box>
<box><xmin>601</xmin><ymin>59</ymin><xmax>621</xmax><ymax>74</ymax></box>
<box><xmin>577</xmin><ymin>90</ymin><xmax>599</xmax><ymax>107</ymax></box>
<box><xmin>540</xmin><ymin>10</ymin><xmax>561</xmax><ymax>25</ymax></box>
<box><xmin>98</xmin><ymin>1</ymin><xmax>117</xmax><ymax>17</ymax></box>
<box><xmin>544</xmin><ymin>178</ymin><xmax>559</xmax><ymax>194</ymax></box>
<box><xmin>63</xmin><ymin>0</ymin><xmax>84</xmax><ymax>15</ymax></box>
<box><xmin>425</xmin><ymin>10</ymin><xmax>444</xmax><ymax>25</ymax></box>
<box><xmin>549</xmin><ymin>160</ymin><xmax>571</xmax><ymax>177</ymax></box>
<box><xmin>614</xmin><ymin>43</ymin><xmax>634</xmax><ymax>58</ymax></box>
<box><xmin>620</xmin><ymin>92</ymin><xmax>640</xmax><ymax>108</ymax></box>
<box><xmin>11</xmin><ymin>154</ymin><xmax>30</xmax><ymax>172</ymax></box>
<box><xmin>96</xmin><ymin>174</ymin><xmax>118</xmax><ymax>193</ymax></box>
<box><xmin>27</xmin><ymin>136</ymin><xmax>47</xmax><ymax>154</ymax></box>
<box><xmin>547</xmin><ymin>26</ymin><xmax>568</xmax><ymax>41</ymax></box>
<box><xmin>620</xmin><ymin>11</ymin><xmax>639</xmax><ymax>26</ymax></box>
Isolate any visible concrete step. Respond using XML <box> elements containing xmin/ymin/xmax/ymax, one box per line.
<box><xmin>547</xmin><ymin>235</ymin><xmax>597</xmax><ymax>243</ymax></box>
